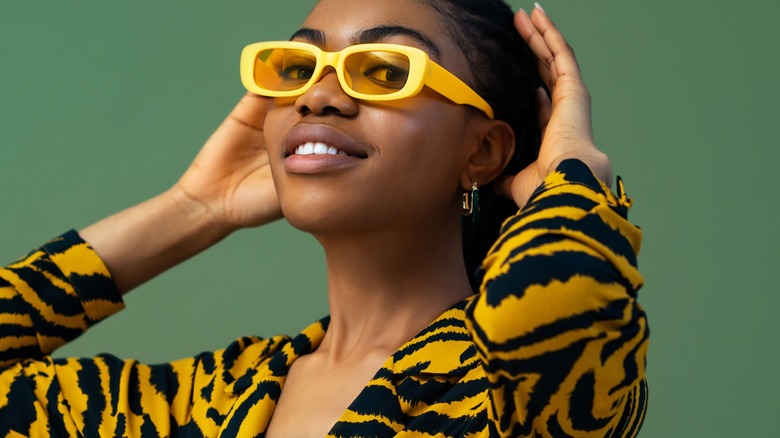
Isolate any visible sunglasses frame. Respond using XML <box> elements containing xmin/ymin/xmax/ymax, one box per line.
<box><xmin>240</xmin><ymin>41</ymin><xmax>494</xmax><ymax>119</ymax></box>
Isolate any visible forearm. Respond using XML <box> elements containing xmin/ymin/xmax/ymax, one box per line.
<box><xmin>80</xmin><ymin>186</ymin><xmax>231</xmax><ymax>294</ymax></box>
<box><xmin>80</xmin><ymin>94</ymin><xmax>278</xmax><ymax>293</ymax></box>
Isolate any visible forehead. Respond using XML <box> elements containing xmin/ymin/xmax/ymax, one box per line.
<box><xmin>301</xmin><ymin>0</ymin><xmax>456</xmax><ymax>59</ymax></box>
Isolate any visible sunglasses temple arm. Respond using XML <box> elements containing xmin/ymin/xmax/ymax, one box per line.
<box><xmin>425</xmin><ymin>63</ymin><xmax>494</xmax><ymax>119</ymax></box>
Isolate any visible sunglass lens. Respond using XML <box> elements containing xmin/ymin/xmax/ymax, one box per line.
<box><xmin>254</xmin><ymin>48</ymin><xmax>317</xmax><ymax>92</ymax></box>
<box><xmin>344</xmin><ymin>51</ymin><xmax>410</xmax><ymax>95</ymax></box>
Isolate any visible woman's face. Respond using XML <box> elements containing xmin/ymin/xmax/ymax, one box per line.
<box><xmin>263</xmin><ymin>0</ymin><xmax>483</xmax><ymax>235</ymax></box>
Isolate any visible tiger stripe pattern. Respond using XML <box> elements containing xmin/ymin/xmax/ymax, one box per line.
<box><xmin>0</xmin><ymin>159</ymin><xmax>648</xmax><ymax>437</ymax></box>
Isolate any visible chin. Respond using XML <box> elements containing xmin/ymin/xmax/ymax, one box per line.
<box><xmin>281</xmin><ymin>197</ymin><xmax>410</xmax><ymax>242</ymax></box>
<box><xmin>283</xmin><ymin>208</ymin><xmax>341</xmax><ymax>234</ymax></box>
<box><xmin>279</xmin><ymin>192</ymin><xmax>369</xmax><ymax>236</ymax></box>
<box><xmin>275</xmin><ymin>176</ymin><xmax>416</xmax><ymax>237</ymax></box>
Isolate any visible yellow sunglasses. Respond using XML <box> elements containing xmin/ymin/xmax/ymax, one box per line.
<box><xmin>240</xmin><ymin>41</ymin><xmax>494</xmax><ymax>119</ymax></box>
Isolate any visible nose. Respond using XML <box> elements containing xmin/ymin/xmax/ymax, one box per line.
<box><xmin>295</xmin><ymin>67</ymin><xmax>359</xmax><ymax>117</ymax></box>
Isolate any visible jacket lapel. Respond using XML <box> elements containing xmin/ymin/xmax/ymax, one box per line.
<box><xmin>216</xmin><ymin>296</ymin><xmax>481</xmax><ymax>436</ymax></box>
<box><xmin>330</xmin><ymin>296</ymin><xmax>481</xmax><ymax>436</ymax></box>
<box><xmin>218</xmin><ymin>318</ymin><xmax>329</xmax><ymax>437</ymax></box>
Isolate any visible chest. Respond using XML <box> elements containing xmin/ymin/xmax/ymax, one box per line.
<box><xmin>260</xmin><ymin>360</ymin><xmax>491</xmax><ymax>437</ymax></box>
<box><xmin>264</xmin><ymin>358</ymin><xmax>382</xmax><ymax>438</ymax></box>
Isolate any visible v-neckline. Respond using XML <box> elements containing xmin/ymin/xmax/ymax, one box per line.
<box><xmin>221</xmin><ymin>294</ymin><xmax>479</xmax><ymax>436</ymax></box>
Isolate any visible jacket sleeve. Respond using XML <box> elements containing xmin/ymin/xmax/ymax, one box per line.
<box><xmin>467</xmin><ymin>159</ymin><xmax>648</xmax><ymax>437</ymax></box>
<box><xmin>0</xmin><ymin>230</ymin><xmax>125</xmax><ymax>367</ymax></box>
<box><xmin>0</xmin><ymin>232</ymin><xmax>272</xmax><ymax>436</ymax></box>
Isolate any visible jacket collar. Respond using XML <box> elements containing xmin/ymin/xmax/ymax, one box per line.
<box><xmin>226</xmin><ymin>295</ymin><xmax>479</xmax><ymax>394</ymax></box>
<box><xmin>388</xmin><ymin>295</ymin><xmax>480</xmax><ymax>376</ymax></box>
<box><xmin>223</xmin><ymin>319</ymin><xmax>327</xmax><ymax>394</ymax></box>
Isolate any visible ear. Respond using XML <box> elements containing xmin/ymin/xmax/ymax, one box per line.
<box><xmin>460</xmin><ymin>118</ymin><xmax>515</xmax><ymax>190</ymax></box>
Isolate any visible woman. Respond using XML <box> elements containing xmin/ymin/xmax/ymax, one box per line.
<box><xmin>0</xmin><ymin>0</ymin><xmax>647</xmax><ymax>436</ymax></box>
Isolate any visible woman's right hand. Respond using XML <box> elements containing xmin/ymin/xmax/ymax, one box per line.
<box><xmin>81</xmin><ymin>92</ymin><xmax>280</xmax><ymax>292</ymax></box>
<box><xmin>175</xmin><ymin>92</ymin><xmax>281</xmax><ymax>234</ymax></box>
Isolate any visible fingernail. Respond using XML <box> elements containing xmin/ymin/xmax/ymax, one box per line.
<box><xmin>534</xmin><ymin>2</ymin><xmax>546</xmax><ymax>13</ymax></box>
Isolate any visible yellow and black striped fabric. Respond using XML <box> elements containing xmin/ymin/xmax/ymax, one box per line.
<box><xmin>0</xmin><ymin>159</ymin><xmax>648</xmax><ymax>437</ymax></box>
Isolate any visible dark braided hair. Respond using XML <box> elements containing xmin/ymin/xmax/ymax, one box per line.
<box><xmin>416</xmin><ymin>0</ymin><xmax>542</xmax><ymax>291</ymax></box>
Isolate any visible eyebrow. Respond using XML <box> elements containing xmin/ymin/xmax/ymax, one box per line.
<box><xmin>289</xmin><ymin>25</ymin><xmax>442</xmax><ymax>59</ymax></box>
<box><xmin>289</xmin><ymin>28</ymin><xmax>327</xmax><ymax>46</ymax></box>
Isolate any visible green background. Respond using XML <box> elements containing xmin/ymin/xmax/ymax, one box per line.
<box><xmin>1</xmin><ymin>1</ymin><xmax>778</xmax><ymax>436</ymax></box>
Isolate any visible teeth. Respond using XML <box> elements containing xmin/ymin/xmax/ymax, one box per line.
<box><xmin>294</xmin><ymin>142</ymin><xmax>346</xmax><ymax>156</ymax></box>
<box><xmin>313</xmin><ymin>143</ymin><xmax>328</xmax><ymax>154</ymax></box>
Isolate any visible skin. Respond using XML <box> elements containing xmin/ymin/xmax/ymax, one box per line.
<box><xmin>78</xmin><ymin>2</ymin><xmax>611</xmax><ymax>436</ymax></box>
<box><xmin>261</xmin><ymin>2</ymin><xmax>517</xmax><ymax>434</ymax></box>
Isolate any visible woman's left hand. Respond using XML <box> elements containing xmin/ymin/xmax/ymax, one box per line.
<box><xmin>496</xmin><ymin>5</ymin><xmax>612</xmax><ymax>208</ymax></box>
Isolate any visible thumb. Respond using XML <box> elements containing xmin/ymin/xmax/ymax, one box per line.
<box><xmin>226</xmin><ymin>92</ymin><xmax>272</xmax><ymax>131</ymax></box>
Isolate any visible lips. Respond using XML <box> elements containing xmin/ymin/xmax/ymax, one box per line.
<box><xmin>283</xmin><ymin>124</ymin><xmax>369</xmax><ymax>159</ymax></box>
<box><xmin>281</xmin><ymin>123</ymin><xmax>370</xmax><ymax>174</ymax></box>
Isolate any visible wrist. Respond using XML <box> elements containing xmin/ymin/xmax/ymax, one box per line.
<box><xmin>547</xmin><ymin>150</ymin><xmax>611</xmax><ymax>188</ymax></box>
<box><xmin>166</xmin><ymin>184</ymin><xmax>235</xmax><ymax>245</ymax></box>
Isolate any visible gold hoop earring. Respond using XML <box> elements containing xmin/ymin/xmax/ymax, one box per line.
<box><xmin>461</xmin><ymin>182</ymin><xmax>480</xmax><ymax>223</ymax></box>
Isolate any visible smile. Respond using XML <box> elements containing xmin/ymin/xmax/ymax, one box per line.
<box><xmin>283</xmin><ymin>137</ymin><xmax>367</xmax><ymax>174</ymax></box>
<box><xmin>282</xmin><ymin>123</ymin><xmax>371</xmax><ymax>167</ymax></box>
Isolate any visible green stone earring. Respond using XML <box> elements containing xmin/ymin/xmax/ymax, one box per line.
<box><xmin>461</xmin><ymin>182</ymin><xmax>480</xmax><ymax>223</ymax></box>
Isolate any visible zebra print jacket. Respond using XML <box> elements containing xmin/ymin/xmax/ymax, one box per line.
<box><xmin>0</xmin><ymin>159</ymin><xmax>648</xmax><ymax>437</ymax></box>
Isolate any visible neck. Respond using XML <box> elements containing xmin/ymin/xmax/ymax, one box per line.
<box><xmin>312</xmin><ymin>218</ymin><xmax>472</xmax><ymax>363</ymax></box>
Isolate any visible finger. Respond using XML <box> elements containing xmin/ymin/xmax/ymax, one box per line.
<box><xmin>227</xmin><ymin>92</ymin><xmax>272</xmax><ymax>131</ymax></box>
<box><xmin>536</xmin><ymin>87</ymin><xmax>552</xmax><ymax>135</ymax></box>
<box><xmin>529</xmin><ymin>7</ymin><xmax>583</xmax><ymax>85</ymax></box>
<box><xmin>514</xmin><ymin>9</ymin><xmax>556</xmax><ymax>84</ymax></box>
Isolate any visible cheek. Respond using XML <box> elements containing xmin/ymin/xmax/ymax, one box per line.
<box><xmin>363</xmin><ymin>108</ymin><xmax>469</xmax><ymax>214</ymax></box>
<box><xmin>374</xmin><ymin>108</ymin><xmax>466</xmax><ymax>182</ymax></box>
<box><xmin>261</xmin><ymin>106</ymin><xmax>302</xmax><ymax>217</ymax></box>
<box><xmin>262</xmin><ymin>106</ymin><xmax>291</xmax><ymax>158</ymax></box>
